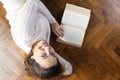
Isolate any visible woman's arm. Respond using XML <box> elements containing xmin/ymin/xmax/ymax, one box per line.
<box><xmin>37</xmin><ymin>0</ymin><xmax>63</xmax><ymax>37</ymax></box>
<box><xmin>37</xmin><ymin>0</ymin><xmax>56</xmax><ymax>24</ymax></box>
<box><xmin>55</xmin><ymin>52</ymin><xmax>73</xmax><ymax>75</ymax></box>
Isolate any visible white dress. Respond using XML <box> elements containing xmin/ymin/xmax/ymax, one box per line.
<box><xmin>1</xmin><ymin>0</ymin><xmax>72</xmax><ymax>75</ymax></box>
<box><xmin>2</xmin><ymin>0</ymin><xmax>56</xmax><ymax>53</ymax></box>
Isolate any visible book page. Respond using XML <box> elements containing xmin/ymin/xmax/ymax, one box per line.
<box><xmin>59</xmin><ymin>25</ymin><xmax>85</xmax><ymax>46</ymax></box>
<box><xmin>61</xmin><ymin>3</ymin><xmax>91</xmax><ymax>31</ymax></box>
<box><xmin>66</xmin><ymin>3</ymin><xmax>91</xmax><ymax>17</ymax></box>
<box><xmin>61</xmin><ymin>10</ymin><xmax>90</xmax><ymax>31</ymax></box>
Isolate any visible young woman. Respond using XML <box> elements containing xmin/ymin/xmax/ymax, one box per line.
<box><xmin>0</xmin><ymin>0</ymin><xmax>72</xmax><ymax>79</ymax></box>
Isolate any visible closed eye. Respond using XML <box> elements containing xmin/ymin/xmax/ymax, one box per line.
<box><xmin>50</xmin><ymin>53</ymin><xmax>56</xmax><ymax>57</ymax></box>
<box><xmin>40</xmin><ymin>53</ymin><xmax>56</xmax><ymax>59</ymax></box>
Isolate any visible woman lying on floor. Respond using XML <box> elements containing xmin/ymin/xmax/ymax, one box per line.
<box><xmin>0</xmin><ymin>0</ymin><xmax>72</xmax><ymax>79</ymax></box>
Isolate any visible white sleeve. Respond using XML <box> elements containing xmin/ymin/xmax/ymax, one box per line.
<box><xmin>55</xmin><ymin>53</ymin><xmax>73</xmax><ymax>75</ymax></box>
<box><xmin>36</xmin><ymin>0</ymin><xmax>56</xmax><ymax>24</ymax></box>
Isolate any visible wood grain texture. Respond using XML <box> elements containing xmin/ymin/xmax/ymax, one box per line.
<box><xmin>0</xmin><ymin>0</ymin><xmax>120</xmax><ymax>80</ymax></box>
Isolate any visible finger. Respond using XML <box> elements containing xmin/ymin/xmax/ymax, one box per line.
<box><xmin>56</xmin><ymin>27</ymin><xmax>64</xmax><ymax>37</ymax></box>
<box><xmin>59</xmin><ymin>26</ymin><xmax>63</xmax><ymax>31</ymax></box>
<box><xmin>50</xmin><ymin>46</ymin><xmax>56</xmax><ymax>53</ymax></box>
<box><xmin>55</xmin><ymin>29</ymin><xmax>61</xmax><ymax>37</ymax></box>
<box><xmin>57</xmin><ymin>30</ymin><xmax>63</xmax><ymax>37</ymax></box>
<box><xmin>54</xmin><ymin>31</ymin><xmax>60</xmax><ymax>37</ymax></box>
<box><xmin>58</xmin><ymin>27</ymin><xmax>64</xmax><ymax>36</ymax></box>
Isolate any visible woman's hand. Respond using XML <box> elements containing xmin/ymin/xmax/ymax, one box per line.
<box><xmin>51</xmin><ymin>22</ymin><xmax>63</xmax><ymax>37</ymax></box>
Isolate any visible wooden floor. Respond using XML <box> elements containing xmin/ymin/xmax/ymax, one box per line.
<box><xmin>0</xmin><ymin>0</ymin><xmax>120</xmax><ymax>80</ymax></box>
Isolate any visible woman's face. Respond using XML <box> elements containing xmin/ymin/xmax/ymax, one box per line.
<box><xmin>31</xmin><ymin>40</ymin><xmax>57</xmax><ymax>69</ymax></box>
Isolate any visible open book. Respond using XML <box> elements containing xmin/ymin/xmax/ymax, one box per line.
<box><xmin>57</xmin><ymin>3</ymin><xmax>91</xmax><ymax>47</ymax></box>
